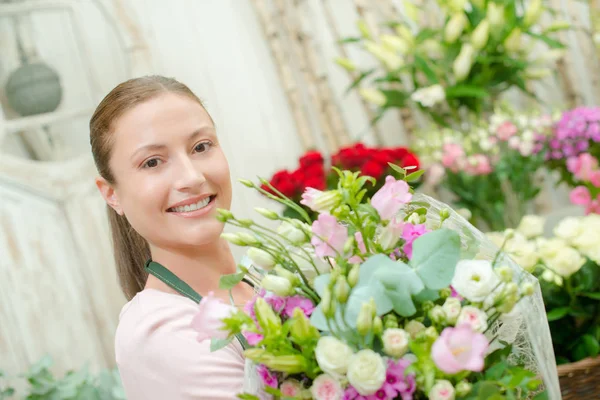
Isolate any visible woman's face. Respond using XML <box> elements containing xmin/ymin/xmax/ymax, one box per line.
<box><xmin>96</xmin><ymin>92</ymin><xmax>232</xmax><ymax>250</ymax></box>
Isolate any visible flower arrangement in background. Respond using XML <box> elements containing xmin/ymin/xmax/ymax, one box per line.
<box><xmin>489</xmin><ymin>214</ymin><xmax>600</xmax><ymax>364</ymax></box>
<box><xmin>414</xmin><ymin>106</ymin><xmax>556</xmax><ymax>231</ymax></box>
<box><xmin>544</xmin><ymin>106</ymin><xmax>600</xmax><ymax>214</ymax></box>
<box><xmin>194</xmin><ymin>166</ymin><xmax>551</xmax><ymax>399</ymax></box>
<box><xmin>337</xmin><ymin>0</ymin><xmax>568</xmax><ymax>127</ymax></box>
<box><xmin>260</xmin><ymin>143</ymin><xmax>421</xmax><ymax>221</ymax></box>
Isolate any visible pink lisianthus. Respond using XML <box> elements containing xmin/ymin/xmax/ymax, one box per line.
<box><xmin>431</xmin><ymin>324</ymin><xmax>489</xmax><ymax>374</ymax></box>
<box><xmin>301</xmin><ymin>188</ymin><xmax>323</xmax><ymax>210</ymax></box>
<box><xmin>283</xmin><ymin>295</ymin><xmax>315</xmax><ymax>317</ymax></box>
<box><xmin>190</xmin><ymin>291</ymin><xmax>235</xmax><ymax>342</ymax></box>
<box><xmin>371</xmin><ymin>176</ymin><xmax>413</xmax><ymax>221</ymax></box>
<box><xmin>311</xmin><ymin>213</ymin><xmax>348</xmax><ymax>258</ymax></box>
<box><xmin>402</xmin><ymin>223</ymin><xmax>429</xmax><ymax>259</ymax></box>
<box><xmin>496</xmin><ymin>121</ymin><xmax>518</xmax><ymax>141</ymax></box>
<box><xmin>349</xmin><ymin>232</ymin><xmax>367</xmax><ymax>264</ymax></box>
<box><xmin>264</xmin><ymin>293</ymin><xmax>287</xmax><ymax>314</ymax></box>
<box><xmin>570</xmin><ymin>186</ymin><xmax>592</xmax><ymax>206</ymax></box>
<box><xmin>257</xmin><ymin>364</ymin><xmax>278</xmax><ymax>388</ymax></box>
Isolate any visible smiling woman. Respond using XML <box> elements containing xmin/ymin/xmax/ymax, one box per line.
<box><xmin>89</xmin><ymin>76</ymin><xmax>263</xmax><ymax>399</ymax></box>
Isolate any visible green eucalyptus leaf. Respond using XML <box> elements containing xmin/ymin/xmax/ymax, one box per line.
<box><xmin>210</xmin><ymin>337</ymin><xmax>233</xmax><ymax>352</ymax></box>
<box><xmin>349</xmin><ymin>284</ymin><xmax>393</xmax><ymax>316</ymax></box>
<box><xmin>385</xmin><ymin>287</ymin><xmax>417</xmax><ymax>317</ymax></box>
<box><xmin>413</xmin><ymin>288</ymin><xmax>439</xmax><ymax>302</ymax></box>
<box><xmin>358</xmin><ymin>255</ymin><xmax>396</xmax><ymax>287</ymax></box>
<box><xmin>313</xmin><ymin>274</ymin><xmax>331</xmax><ymax>296</ymax></box>
<box><xmin>219</xmin><ymin>272</ymin><xmax>246</xmax><ymax>290</ymax></box>
<box><xmin>410</xmin><ymin>229</ymin><xmax>461</xmax><ymax>289</ymax></box>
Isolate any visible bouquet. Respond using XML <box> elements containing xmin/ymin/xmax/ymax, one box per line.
<box><xmin>260</xmin><ymin>143</ymin><xmax>421</xmax><ymax>221</ymax></box>
<box><xmin>489</xmin><ymin>214</ymin><xmax>600</xmax><ymax>364</ymax></box>
<box><xmin>414</xmin><ymin>107</ymin><xmax>555</xmax><ymax>231</ymax></box>
<box><xmin>544</xmin><ymin>106</ymin><xmax>600</xmax><ymax>214</ymax></box>
<box><xmin>196</xmin><ymin>164</ymin><xmax>560</xmax><ymax>399</ymax></box>
<box><xmin>337</xmin><ymin>0</ymin><xmax>568</xmax><ymax>127</ymax></box>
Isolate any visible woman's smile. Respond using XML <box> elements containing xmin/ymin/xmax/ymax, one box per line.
<box><xmin>166</xmin><ymin>194</ymin><xmax>218</xmax><ymax>218</ymax></box>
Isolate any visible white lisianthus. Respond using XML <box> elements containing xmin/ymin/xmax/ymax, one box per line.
<box><xmin>544</xmin><ymin>246</ymin><xmax>586</xmax><ymax>277</ymax></box>
<box><xmin>517</xmin><ymin>215</ymin><xmax>545</xmax><ymax>239</ymax></box>
<box><xmin>571</xmin><ymin>228</ymin><xmax>600</xmax><ymax>263</ymax></box>
<box><xmin>451</xmin><ymin>260</ymin><xmax>500</xmax><ymax>302</ymax></box>
<box><xmin>411</xmin><ymin>84</ymin><xmax>446</xmax><ymax>108</ymax></box>
<box><xmin>261</xmin><ymin>275</ymin><xmax>294</xmax><ymax>296</ymax></box>
<box><xmin>506</xmin><ymin>240</ymin><xmax>539</xmax><ymax>272</ymax></box>
<box><xmin>310</xmin><ymin>374</ymin><xmax>343</xmax><ymax>400</ymax></box>
<box><xmin>457</xmin><ymin>306</ymin><xmax>488</xmax><ymax>332</ymax></box>
<box><xmin>247</xmin><ymin>248</ymin><xmax>276</xmax><ymax>270</ymax></box>
<box><xmin>430</xmin><ymin>380</ymin><xmax>456</xmax><ymax>400</ymax></box>
<box><xmin>442</xmin><ymin>297</ymin><xmax>462</xmax><ymax>324</ymax></box>
<box><xmin>382</xmin><ymin>328</ymin><xmax>410</xmax><ymax>357</ymax></box>
<box><xmin>277</xmin><ymin>221</ymin><xmax>307</xmax><ymax>245</ymax></box>
<box><xmin>346</xmin><ymin>350</ymin><xmax>387</xmax><ymax>395</ymax></box>
<box><xmin>315</xmin><ymin>336</ymin><xmax>353</xmax><ymax>379</ymax></box>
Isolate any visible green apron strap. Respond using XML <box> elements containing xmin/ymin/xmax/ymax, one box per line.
<box><xmin>144</xmin><ymin>260</ymin><xmax>249</xmax><ymax>350</ymax></box>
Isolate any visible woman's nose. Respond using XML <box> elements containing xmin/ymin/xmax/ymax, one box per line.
<box><xmin>174</xmin><ymin>156</ymin><xmax>206</xmax><ymax>191</ymax></box>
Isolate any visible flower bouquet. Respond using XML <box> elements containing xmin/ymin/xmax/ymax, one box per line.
<box><xmin>414</xmin><ymin>107</ymin><xmax>555</xmax><ymax>231</ymax></box>
<box><xmin>197</xmin><ymin>164</ymin><xmax>560</xmax><ymax>399</ymax></box>
<box><xmin>544</xmin><ymin>106</ymin><xmax>600</xmax><ymax>214</ymax></box>
<box><xmin>260</xmin><ymin>143</ymin><xmax>421</xmax><ymax>221</ymax></box>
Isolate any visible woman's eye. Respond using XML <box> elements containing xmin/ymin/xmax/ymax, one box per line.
<box><xmin>143</xmin><ymin>158</ymin><xmax>161</xmax><ymax>168</ymax></box>
<box><xmin>194</xmin><ymin>142</ymin><xmax>212</xmax><ymax>153</ymax></box>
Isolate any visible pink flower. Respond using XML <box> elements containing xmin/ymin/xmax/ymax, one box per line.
<box><xmin>496</xmin><ymin>121</ymin><xmax>518</xmax><ymax>141</ymax></box>
<box><xmin>431</xmin><ymin>324</ymin><xmax>489</xmax><ymax>374</ymax></box>
<box><xmin>310</xmin><ymin>374</ymin><xmax>343</xmax><ymax>400</ymax></box>
<box><xmin>568</xmin><ymin>153</ymin><xmax>598</xmax><ymax>181</ymax></box>
<box><xmin>349</xmin><ymin>232</ymin><xmax>367</xmax><ymax>263</ymax></box>
<box><xmin>280</xmin><ymin>379</ymin><xmax>303</xmax><ymax>398</ymax></box>
<box><xmin>402</xmin><ymin>224</ymin><xmax>429</xmax><ymax>259</ymax></box>
<box><xmin>190</xmin><ymin>292</ymin><xmax>235</xmax><ymax>342</ymax></box>
<box><xmin>283</xmin><ymin>295</ymin><xmax>315</xmax><ymax>317</ymax></box>
<box><xmin>425</xmin><ymin>163</ymin><xmax>446</xmax><ymax>186</ymax></box>
<box><xmin>257</xmin><ymin>364</ymin><xmax>278</xmax><ymax>388</ymax></box>
<box><xmin>570</xmin><ymin>186</ymin><xmax>592</xmax><ymax>205</ymax></box>
<box><xmin>473</xmin><ymin>154</ymin><xmax>492</xmax><ymax>175</ymax></box>
<box><xmin>311</xmin><ymin>213</ymin><xmax>348</xmax><ymax>258</ymax></box>
<box><xmin>371</xmin><ymin>176</ymin><xmax>413</xmax><ymax>220</ymax></box>
<box><xmin>301</xmin><ymin>187</ymin><xmax>323</xmax><ymax>210</ymax></box>
<box><xmin>586</xmin><ymin>198</ymin><xmax>600</xmax><ymax>214</ymax></box>
<box><xmin>441</xmin><ymin>143</ymin><xmax>465</xmax><ymax>172</ymax></box>
<box><xmin>243</xmin><ymin>331</ymin><xmax>264</xmax><ymax>346</ymax></box>
<box><xmin>590</xmin><ymin>171</ymin><xmax>600</xmax><ymax>187</ymax></box>
<box><xmin>265</xmin><ymin>293</ymin><xmax>287</xmax><ymax>313</ymax></box>
<box><xmin>385</xmin><ymin>359</ymin><xmax>416</xmax><ymax>399</ymax></box>
<box><xmin>450</xmin><ymin>286</ymin><xmax>464</xmax><ymax>301</ymax></box>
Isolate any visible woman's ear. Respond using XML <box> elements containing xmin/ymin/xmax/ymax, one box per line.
<box><xmin>95</xmin><ymin>177</ymin><xmax>123</xmax><ymax>215</ymax></box>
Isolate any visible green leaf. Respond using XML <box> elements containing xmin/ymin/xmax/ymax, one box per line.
<box><xmin>546</xmin><ymin>306</ymin><xmax>570</xmax><ymax>321</ymax></box>
<box><xmin>219</xmin><ymin>272</ymin><xmax>246</xmax><ymax>290</ymax></box>
<box><xmin>445</xmin><ymin>85</ymin><xmax>489</xmax><ymax>99</ymax></box>
<box><xmin>313</xmin><ymin>274</ymin><xmax>332</xmax><ymax>296</ymax></box>
<box><xmin>387</xmin><ymin>163</ymin><xmax>407</xmax><ymax>177</ymax></box>
<box><xmin>210</xmin><ymin>337</ymin><xmax>233</xmax><ymax>352</ymax></box>
<box><xmin>345</xmin><ymin>69</ymin><xmax>375</xmax><ymax>94</ymax></box>
<box><xmin>381</xmin><ymin>89</ymin><xmax>408</xmax><ymax>107</ymax></box>
<box><xmin>413</xmin><ymin>288</ymin><xmax>439</xmax><ymax>302</ymax></box>
<box><xmin>338</xmin><ymin>37</ymin><xmax>362</xmax><ymax>44</ymax></box>
<box><xmin>406</xmin><ymin>169</ymin><xmax>425</xmax><ymax>182</ymax></box>
<box><xmin>485</xmin><ymin>361</ymin><xmax>507</xmax><ymax>380</ymax></box>
<box><xmin>580</xmin><ymin>292</ymin><xmax>600</xmax><ymax>300</ymax></box>
<box><xmin>525</xmin><ymin>31</ymin><xmax>566</xmax><ymax>49</ymax></box>
<box><xmin>237</xmin><ymin>394</ymin><xmax>260</xmax><ymax>400</ymax></box>
<box><xmin>385</xmin><ymin>287</ymin><xmax>417</xmax><ymax>316</ymax></box>
<box><xmin>410</xmin><ymin>229</ymin><xmax>461</xmax><ymax>289</ymax></box>
<box><xmin>477</xmin><ymin>382</ymin><xmax>501</xmax><ymax>399</ymax></box>
<box><xmin>582</xmin><ymin>334</ymin><xmax>600</xmax><ymax>357</ymax></box>
<box><xmin>533</xmin><ymin>391</ymin><xmax>550</xmax><ymax>400</ymax></box>
<box><xmin>414</xmin><ymin>55</ymin><xmax>439</xmax><ymax>84</ymax></box>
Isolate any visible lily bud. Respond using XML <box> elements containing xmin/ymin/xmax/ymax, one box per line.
<box><xmin>261</xmin><ymin>275</ymin><xmax>294</xmax><ymax>297</ymax></box>
<box><xmin>335</xmin><ymin>57</ymin><xmax>356</xmax><ymax>72</ymax></box>
<box><xmin>471</xmin><ymin>20</ymin><xmax>490</xmax><ymax>50</ymax></box>
<box><xmin>453</xmin><ymin>43</ymin><xmax>475</xmax><ymax>81</ymax></box>
<box><xmin>255</xmin><ymin>297</ymin><xmax>282</xmax><ymax>331</ymax></box>
<box><xmin>445</xmin><ymin>13</ymin><xmax>468</xmax><ymax>43</ymax></box>
<box><xmin>343</xmin><ymin>236</ymin><xmax>355</xmax><ymax>254</ymax></box>
<box><xmin>277</xmin><ymin>221</ymin><xmax>307</xmax><ymax>245</ymax></box>
<box><xmin>263</xmin><ymin>354</ymin><xmax>308</xmax><ymax>374</ymax></box>
<box><xmin>334</xmin><ymin>277</ymin><xmax>351</xmax><ymax>304</ymax></box>
<box><xmin>523</xmin><ymin>67</ymin><xmax>551</xmax><ymax>80</ymax></box>
<box><xmin>359</xmin><ymin>88</ymin><xmax>387</xmax><ymax>106</ymax></box>
<box><xmin>505</xmin><ymin>282</ymin><xmax>519</xmax><ymax>295</ymax></box>
<box><xmin>523</xmin><ymin>0</ymin><xmax>543</xmax><ymax>28</ymax></box>
<box><xmin>348</xmin><ymin>264</ymin><xmax>360</xmax><ymax>288</ymax></box>
<box><xmin>247</xmin><ymin>248</ymin><xmax>276</xmax><ymax>270</ymax></box>
<box><xmin>357</xmin><ymin>302</ymin><xmax>374</xmax><ymax>336</ymax></box>
<box><xmin>394</xmin><ymin>25</ymin><xmax>414</xmax><ymax>46</ymax></box>
<box><xmin>504</xmin><ymin>28</ymin><xmax>522</xmax><ymax>53</ymax></box>
<box><xmin>314</xmin><ymin>190</ymin><xmax>343</xmax><ymax>213</ymax></box>
<box><xmin>429</xmin><ymin>305</ymin><xmax>446</xmax><ymax>324</ymax></box>
<box><xmin>381</xmin><ymin>34</ymin><xmax>409</xmax><ymax>54</ymax></box>
<box><xmin>373</xmin><ymin>316</ymin><xmax>383</xmax><ymax>335</ymax></box>
<box><xmin>544</xmin><ymin>21</ymin><xmax>570</xmax><ymax>33</ymax></box>
<box><xmin>221</xmin><ymin>233</ymin><xmax>246</xmax><ymax>246</ymax></box>
<box><xmin>364</xmin><ymin>41</ymin><xmax>404</xmax><ymax>70</ymax></box>
<box><xmin>255</xmin><ymin>207</ymin><xmax>279</xmax><ymax>220</ymax></box>
<box><xmin>274</xmin><ymin>265</ymin><xmax>300</xmax><ymax>286</ymax></box>
<box><xmin>290</xmin><ymin>307</ymin><xmax>319</xmax><ymax>342</ymax></box>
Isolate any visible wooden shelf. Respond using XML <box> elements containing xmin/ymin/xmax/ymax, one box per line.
<box><xmin>3</xmin><ymin>107</ymin><xmax>94</xmax><ymax>134</ymax></box>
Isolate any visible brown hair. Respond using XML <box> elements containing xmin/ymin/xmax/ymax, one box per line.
<box><xmin>90</xmin><ymin>75</ymin><xmax>205</xmax><ymax>300</ymax></box>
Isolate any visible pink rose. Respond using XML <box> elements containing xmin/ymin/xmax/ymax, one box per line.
<box><xmin>280</xmin><ymin>380</ymin><xmax>303</xmax><ymax>398</ymax></box>
<box><xmin>431</xmin><ymin>324</ymin><xmax>489</xmax><ymax>374</ymax></box>
<box><xmin>311</xmin><ymin>213</ymin><xmax>348</xmax><ymax>258</ymax></box>
<box><xmin>311</xmin><ymin>374</ymin><xmax>343</xmax><ymax>400</ymax></box>
<box><xmin>371</xmin><ymin>176</ymin><xmax>413</xmax><ymax>221</ymax></box>
<box><xmin>190</xmin><ymin>292</ymin><xmax>235</xmax><ymax>342</ymax></box>
<box><xmin>570</xmin><ymin>186</ymin><xmax>592</xmax><ymax>206</ymax></box>
<box><xmin>496</xmin><ymin>121</ymin><xmax>518</xmax><ymax>141</ymax></box>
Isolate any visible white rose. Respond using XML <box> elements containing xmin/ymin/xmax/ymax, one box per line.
<box><xmin>277</xmin><ymin>221</ymin><xmax>308</xmax><ymax>245</ymax></box>
<box><xmin>315</xmin><ymin>336</ymin><xmax>353</xmax><ymax>378</ymax></box>
<box><xmin>553</xmin><ymin>217</ymin><xmax>582</xmax><ymax>243</ymax></box>
<box><xmin>430</xmin><ymin>380</ymin><xmax>456</xmax><ymax>400</ymax></box>
<box><xmin>261</xmin><ymin>275</ymin><xmax>293</xmax><ymax>296</ymax></box>
<box><xmin>517</xmin><ymin>215</ymin><xmax>545</xmax><ymax>239</ymax></box>
<box><xmin>451</xmin><ymin>260</ymin><xmax>500</xmax><ymax>302</ymax></box>
<box><xmin>457</xmin><ymin>306</ymin><xmax>488</xmax><ymax>332</ymax></box>
<box><xmin>536</xmin><ymin>237</ymin><xmax>568</xmax><ymax>260</ymax></box>
<box><xmin>310</xmin><ymin>374</ymin><xmax>343</xmax><ymax>400</ymax></box>
<box><xmin>544</xmin><ymin>246</ymin><xmax>586</xmax><ymax>277</ymax></box>
<box><xmin>247</xmin><ymin>248</ymin><xmax>276</xmax><ymax>270</ymax></box>
<box><xmin>442</xmin><ymin>297</ymin><xmax>462</xmax><ymax>324</ymax></box>
<box><xmin>506</xmin><ymin>240</ymin><xmax>539</xmax><ymax>272</ymax></box>
<box><xmin>582</xmin><ymin>214</ymin><xmax>600</xmax><ymax>231</ymax></box>
<box><xmin>572</xmin><ymin>228</ymin><xmax>600</xmax><ymax>254</ymax></box>
<box><xmin>346</xmin><ymin>350</ymin><xmax>387</xmax><ymax>395</ymax></box>
<box><xmin>382</xmin><ymin>328</ymin><xmax>410</xmax><ymax>357</ymax></box>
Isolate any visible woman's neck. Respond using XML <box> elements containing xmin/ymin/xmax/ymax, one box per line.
<box><xmin>146</xmin><ymin>238</ymin><xmax>238</xmax><ymax>299</ymax></box>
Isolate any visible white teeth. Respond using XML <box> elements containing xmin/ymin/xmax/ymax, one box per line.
<box><xmin>172</xmin><ymin>197</ymin><xmax>211</xmax><ymax>213</ymax></box>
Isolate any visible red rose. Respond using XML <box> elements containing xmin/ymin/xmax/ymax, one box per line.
<box><xmin>295</xmin><ymin>164</ymin><xmax>326</xmax><ymax>192</ymax></box>
<box><xmin>390</xmin><ymin>147</ymin><xmax>409</xmax><ymax>161</ymax></box>
<box><xmin>372</xmin><ymin>149</ymin><xmax>394</xmax><ymax>166</ymax></box>
<box><xmin>361</xmin><ymin>160</ymin><xmax>386</xmax><ymax>179</ymax></box>
<box><xmin>268</xmin><ymin>170</ymin><xmax>297</xmax><ymax>197</ymax></box>
<box><xmin>332</xmin><ymin>143</ymin><xmax>371</xmax><ymax>169</ymax></box>
<box><xmin>304</xmin><ymin>176</ymin><xmax>326</xmax><ymax>190</ymax></box>
<box><xmin>401</xmin><ymin>153</ymin><xmax>420</xmax><ymax>171</ymax></box>
<box><xmin>299</xmin><ymin>150</ymin><xmax>324</xmax><ymax>168</ymax></box>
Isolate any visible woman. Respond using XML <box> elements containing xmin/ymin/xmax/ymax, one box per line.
<box><xmin>91</xmin><ymin>76</ymin><xmax>259</xmax><ymax>399</ymax></box>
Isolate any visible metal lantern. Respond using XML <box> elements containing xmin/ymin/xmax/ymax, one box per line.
<box><xmin>5</xmin><ymin>62</ymin><xmax>63</xmax><ymax>116</ymax></box>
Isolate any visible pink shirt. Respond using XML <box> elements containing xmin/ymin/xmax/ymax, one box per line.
<box><xmin>115</xmin><ymin>289</ymin><xmax>258</xmax><ymax>399</ymax></box>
